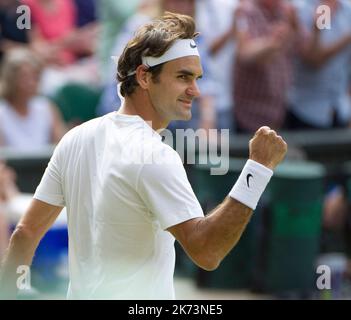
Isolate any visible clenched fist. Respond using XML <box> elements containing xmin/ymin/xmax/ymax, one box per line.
<box><xmin>249</xmin><ymin>126</ymin><xmax>287</xmax><ymax>170</ymax></box>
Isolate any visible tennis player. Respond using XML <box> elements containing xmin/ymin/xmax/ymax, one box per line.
<box><xmin>0</xmin><ymin>12</ymin><xmax>287</xmax><ymax>299</ymax></box>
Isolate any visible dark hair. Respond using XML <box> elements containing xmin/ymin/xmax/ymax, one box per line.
<box><xmin>117</xmin><ymin>11</ymin><xmax>199</xmax><ymax>97</ymax></box>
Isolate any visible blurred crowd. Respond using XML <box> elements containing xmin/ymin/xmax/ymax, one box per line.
<box><xmin>0</xmin><ymin>0</ymin><xmax>349</xmax><ymax>145</ymax></box>
<box><xmin>0</xmin><ymin>0</ymin><xmax>351</xmax><ymax>293</ymax></box>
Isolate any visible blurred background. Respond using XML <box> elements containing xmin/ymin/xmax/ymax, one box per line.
<box><xmin>1</xmin><ymin>0</ymin><xmax>351</xmax><ymax>300</ymax></box>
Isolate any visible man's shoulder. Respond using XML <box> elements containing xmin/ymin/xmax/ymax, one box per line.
<box><xmin>56</xmin><ymin>116</ymin><xmax>103</xmax><ymax>149</ymax></box>
<box><xmin>73</xmin><ymin>115</ymin><xmax>108</xmax><ymax>135</ymax></box>
<box><xmin>139</xmin><ymin>138</ymin><xmax>182</xmax><ymax>168</ymax></box>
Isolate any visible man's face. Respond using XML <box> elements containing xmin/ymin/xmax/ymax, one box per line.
<box><xmin>147</xmin><ymin>56</ymin><xmax>202</xmax><ymax>122</ymax></box>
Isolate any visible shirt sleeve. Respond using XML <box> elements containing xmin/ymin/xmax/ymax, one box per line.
<box><xmin>33</xmin><ymin>141</ymin><xmax>65</xmax><ymax>207</ymax></box>
<box><xmin>136</xmin><ymin>147</ymin><xmax>204</xmax><ymax>230</ymax></box>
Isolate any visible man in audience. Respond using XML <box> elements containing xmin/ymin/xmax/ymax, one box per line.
<box><xmin>286</xmin><ymin>0</ymin><xmax>351</xmax><ymax>130</ymax></box>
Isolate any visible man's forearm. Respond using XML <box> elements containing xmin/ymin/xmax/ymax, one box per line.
<box><xmin>0</xmin><ymin>228</ymin><xmax>38</xmax><ymax>299</ymax></box>
<box><xmin>169</xmin><ymin>127</ymin><xmax>286</xmax><ymax>271</ymax></box>
<box><xmin>1</xmin><ymin>200</ymin><xmax>63</xmax><ymax>298</ymax></box>
<box><xmin>189</xmin><ymin>197</ymin><xmax>253</xmax><ymax>268</ymax></box>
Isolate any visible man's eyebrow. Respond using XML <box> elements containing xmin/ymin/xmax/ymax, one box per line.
<box><xmin>176</xmin><ymin>69</ymin><xmax>203</xmax><ymax>79</ymax></box>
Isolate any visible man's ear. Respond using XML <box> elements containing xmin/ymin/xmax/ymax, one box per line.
<box><xmin>135</xmin><ymin>65</ymin><xmax>151</xmax><ymax>89</ymax></box>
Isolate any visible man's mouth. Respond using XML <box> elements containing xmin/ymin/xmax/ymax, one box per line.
<box><xmin>178</xmin><ymin>99</ymin><xmax>192</xmax><ymax>107</ymax></box>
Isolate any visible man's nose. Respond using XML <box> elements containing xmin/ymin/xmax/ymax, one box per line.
<box><xmin>186</xmin><ymin>80</ymin><xmax>201</xmax><ymax>98</ymax></box>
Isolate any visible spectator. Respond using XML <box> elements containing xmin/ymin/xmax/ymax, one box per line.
<box><xmin>23</xmin><ymin>0</ymin><xmax>77</xmax><ymax>66</ymax></box>
<box><xmin>96</xmin><ymin>0</ymin><xmax>158</xmax><ymax>116</ymax></box>
<box><xmin>72</xmin><ymin>0</ymin><xmax>99</xmax><ymax>60</ymax></box>
<box><xmin>233</xmin><ymin>0</ymin><xmax>299</xmax><ymax>133</ymax></box>
<box><xmin>23</xmin><ymin>0</ymin><xmax>98</xmax><ymax>66</ymax></box>
<box><xmin>284</xmin><ymin>0</ymin><xmax>351</xmax><ymax>290</ymax></box>
<box><xmin>286</xmin><ymin>0</ymin><xmax>351</xmax><ymax>130</ymax></box>
<box><xmin>97</xmin><ymin>0</ymin><xmax>140</xmax><ymax>82</ymax></box>
<box><xmin>74</xmin><ymin>0</ymin><xmax>96</xmax><ymax>28</ymax></box>
<box><xmin>322</xmin><ymin>184</ymin><xmax>351</xmax><ymax>283</ymax></box>
<box><xmin>0</xmin><ymin>48</ymin><xmax>66</xmax><ymax>151</ymax></box>
<box><xmin>197</xmin><ymin>0</ymin><xmax>239</xmax><ymax>131</ymax></box>
<box><xmin>0</xmin><ymin>0</ymin><xmax>30</xmax><ymax>62</ymax></box>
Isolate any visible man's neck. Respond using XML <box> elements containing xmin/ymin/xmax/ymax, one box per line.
<box><xmin>118</xmin><ymin>91</ymin><xmax>169</xmax><ymax>131</ymax></box>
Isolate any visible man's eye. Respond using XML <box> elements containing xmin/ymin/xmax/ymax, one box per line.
<box><xmin>178</xmin><ymin>75</ymin><xmax>188</xmax><ymax>80</ymax></box>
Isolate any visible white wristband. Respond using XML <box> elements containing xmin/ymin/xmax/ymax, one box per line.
<box><xmin>229</xmin><ymin>159</ymin><xmax>273</xmax><ymax>210</ymax></box>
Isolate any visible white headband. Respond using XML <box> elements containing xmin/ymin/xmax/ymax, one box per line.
<box><xmin>111</xmin><ymin>39</ymin><xmax>200</xmax><ymax>77</ymax></box>
<box><xmin>141</xmin><ymin>38</ymin><xmax>200</xmax><ymax>68</ymax></box>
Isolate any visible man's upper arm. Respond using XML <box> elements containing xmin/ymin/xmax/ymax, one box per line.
<box><xmin>16</xmin><ymin>199</ymin><xmax>63</xmax><ymax>241</ymax></box>
<box><xmin>34</xmin><ymin>128</ymin><xmax>68</xmax><ymax>207</ymax></box>
<box><xmin>136</xmin><ymin>147</ymin><xmax>204</xmax><ymax>230</ymax></box>
<box><xmin>166</xmin><ymin>217</ymin><xmax>202</xmax><ymax>251</ymax></box>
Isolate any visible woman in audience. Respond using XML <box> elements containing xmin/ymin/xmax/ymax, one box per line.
<box><xmin>0</xmin><ymin>48</ymin><xmax>66</xmax><ymax>151</ymax></box>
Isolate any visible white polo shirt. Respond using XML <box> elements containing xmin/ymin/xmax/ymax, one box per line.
<box><xmin>34</xmin><ymin>112</ymin><xmax>204</xmax><ymax>299</ymax></box>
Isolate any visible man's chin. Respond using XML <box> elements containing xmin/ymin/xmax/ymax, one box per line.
<box><xmin>176</xmin><ymin>111</ymin><xmax>192</xmax><ymax>121</ymax></box>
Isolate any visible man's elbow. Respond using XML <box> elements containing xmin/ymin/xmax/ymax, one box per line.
<box><xmin>11</xmin><ymin>224</ymin><xmax>36</xmax><ymax>244</ymax></box>
<box><xmin>193</xmin><ymin>253</ymin><xmax>222</xmax><ymax>271</ymax></box>
<box><xmin>199</xmin><ymin>261</ymin><xmax>220</xmax><ymax>272</ymax></box>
